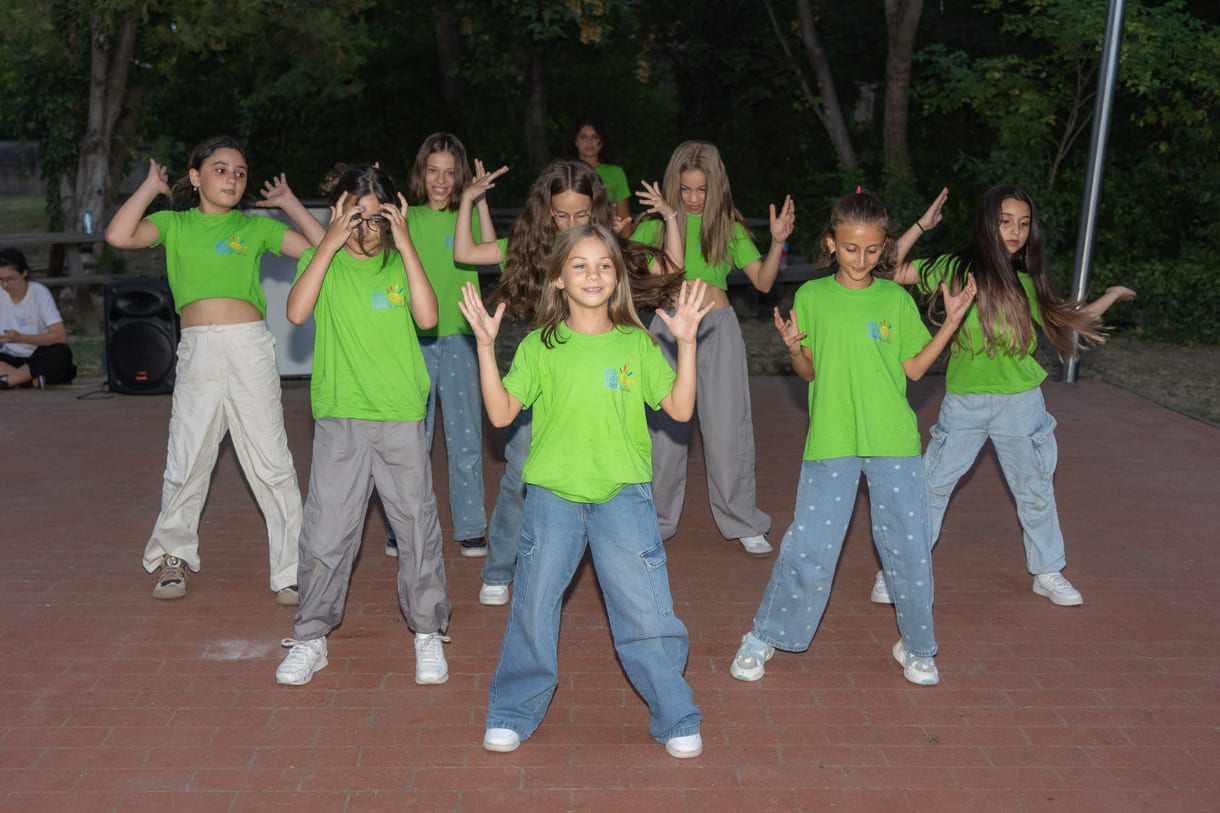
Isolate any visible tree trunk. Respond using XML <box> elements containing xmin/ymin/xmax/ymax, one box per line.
<box><xmin>69</xmin><ymin>12</ymin><xmax>140</xmax><ymax>234</ymax></box>
<box><xmin>883</xmin><ymin>0</ymin><xmax>923</xmax><ymax>180</ymax></box>
<box><xmin>434</xmin><ymin>0</ymin><xmax>465</xmax><ymax>132</ymax></box>
<box><xmin>793</xmin><ymin>0</ymin><xmax>857</xmax><ymax>168</ymax></box>
<box><xmin>524</xmin><ymin>47</ymin><xmax>549</xmax><ymax>172</ymax></box>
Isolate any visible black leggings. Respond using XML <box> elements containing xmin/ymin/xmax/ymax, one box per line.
<box><xmin>0</xmin><ymin>344</ymin><xmax>76</xmax><ymax>384</ymax></box>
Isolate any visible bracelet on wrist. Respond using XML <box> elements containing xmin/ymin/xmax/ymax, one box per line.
<box><xmin>915</xmin><ymin>221</ymin><xmax>926</xmax><ymax>234</ymax></box>
<box><xmin>664</xmin><ymin>211</ymin><xmax>679</xmax><ymax>221</ymax></box>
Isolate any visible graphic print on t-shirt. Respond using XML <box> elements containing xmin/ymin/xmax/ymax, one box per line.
<box><xmin>216</xmin><ymin>235</ymin><xmax>249</xmax><ymax>255</ymax></box>
<box><xmin>866</xmin><ymin>318</ymin><xmax>894</xmax><ymax>343</ymax></box>
<box><xmin>373</xmin><ymin>286</ymin><xmax>407</xmax><ymax>310</ymax></box>
<box><xmin>604</xmin><ymin>363</ymin><xmax>634</xmax><ymax>392</ymax></box>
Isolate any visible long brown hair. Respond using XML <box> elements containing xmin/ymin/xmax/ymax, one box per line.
<box><xmin>657</xmin><ymin>140</ymin><xmax>750</xmax><ymax>268</ymax></box>
<box><xmin>408</xmin><ymin>133</ymin><xmax>472</xmax><ymax>212</ymax></box>
<box><xmin>815</xmin><ymin>190</ymin><xmax>899</xmax><ymax>277</ymax></box>
<box><xmin>534</xmin><ymin>224</ymin><xmax>650</xmax><ymax>348</ymax></box>
<box><xmin>489</xmin><ymin>159</ymin><xmax>682</xmax><ymax>322</ymax></box>
<box><xmin>921</xmin><ymin>185</ymin><xmax>1103</xmax><ymax>357</ymax></box>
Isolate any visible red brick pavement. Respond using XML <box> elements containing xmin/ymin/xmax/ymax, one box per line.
<box><xmin>1</xmin><ymin>374</ymin><xmax>1217</xmax><ymax>811</ymax></box>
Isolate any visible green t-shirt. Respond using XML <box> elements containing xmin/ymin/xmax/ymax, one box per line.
<box><xmin>504</xmin><ymin>324</ymin><xmax>675</xmax><ymax>503</ymax></box>
<box><xmin>795</xmin><ymin>276</ymin><xmax>930</xmax><ymax>460</ymax></box>
<box><xmin>148</xmin><ymin>208</ymin><xmax>287</xmax><ymax>315</ymax></box>
<box><xmin>407</xmin><ymin>206</ymin><xmax>482</xmax><ymax>337</ymax></box>
<box><xmin>631</xmin><ymin>214</ymin><xmax>760</xmax><ymax>290</ymax></box>
<box><xmin>596</xmin><ymin>163</ymin><xmax>630</xmax><ymax>204</ymax></box>
<box><xmin>296</xmin><ymin>246</ymin><xmax>430</xmax><ymax>422</ymax></box>
<box><xmin>917</xmin><ymin>257</ymin><xmax>1047</xmax><ymax>394</ymax></box>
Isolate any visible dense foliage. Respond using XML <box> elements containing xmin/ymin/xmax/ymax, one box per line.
<box><xmin>2</xmin><ymin>0</ymin><xmax>1217</xmax><ymax>342</ymax></box>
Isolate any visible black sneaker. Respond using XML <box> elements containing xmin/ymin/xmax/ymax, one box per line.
<box><xmin>459</xmin><ymin>537</ymin><xmax>488</xmax><ymax>558</ymax></box>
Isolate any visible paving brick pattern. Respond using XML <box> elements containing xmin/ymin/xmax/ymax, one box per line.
<box><xmin>2</xmin><ymin>375</ymin><xmax>1217</xmax><ymax>811</ymax></box>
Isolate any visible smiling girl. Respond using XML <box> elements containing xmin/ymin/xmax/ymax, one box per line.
<box><xmin>106</xmin><ymin>135</ymin><xmax>322</xmax><ymax>603</ymax></box>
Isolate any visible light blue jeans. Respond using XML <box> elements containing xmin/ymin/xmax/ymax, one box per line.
<box><xmin>923</xmin><ymin>388</ymin><xmax>1066</xmax><ymax>575</ymax></box>
<box><xmin>752</xmin><ymin>457</ymin><xmax>937</xmax><ymax>658</ymax></box>
<box><xmin>481</xmin><ymin>408</ymin><xmax>531</xmax><ymax>586</ymax></box>
<box><xmin>486</xmin><ymin>484</ymin><xmax>702</xmax><ymax>744</ymax></box>
<box><xmin>418</xmin><ymin>334</ymin><xmax>486</xmax><ymax>541</ymax></box>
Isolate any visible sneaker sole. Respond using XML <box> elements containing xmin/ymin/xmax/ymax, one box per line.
<box><xmin>276</xmin><ymin>591</ymin><xmax>299</xmax><ymax>607</ymax></box>
<box><xmin>870</xmin><ymin>588</ymin><xmax>893</xmax><ymax>605</ymax></box>
<box><xmin>153</xmin><ymin>584</ymin><xmax>186</xmax><ymax>600</ymax></box>
<box><xmin>415</xmin><ymin>671</ymin><xmax>449</xmax><ymax>685</ymax></box>
<box><xmin>460</xmin><ymin>547</ymin><xmax>489</xmax><ymax>558</ymax></box>
<box><xmin>1032</xmin><ymin>583</ymin><xmax>1084</xmax><ymax>606</ymax></box>
<box><xmin>740</xmin><ymin>545</ymin><xmax>773</xmax><ymax>558</ymax></box>
<box><xmin>277</xmin><ymin>657</ymin><xmax>328</xmax><ymax>686</ymax></box>
<box><xmin>483</xmin><ymin>734</ymin><xmax>521</xmax><ymax>753</ymax></box>
<box><xmin>479</xmin><ymin>590</ymin><xmax>510</xmax><ymax>606</ymax></box>
<box><xmin>665</xmin><ymin>740</ymin><xmax>703</xmax><ymax>758</ymax></box>
<box><xmin>384</xmin><ymin>546</ymin><xmax>399</xmax><ymax>558</ymax></box>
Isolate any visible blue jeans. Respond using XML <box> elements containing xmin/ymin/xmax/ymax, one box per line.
<box><xmin>486</xmin><ymin>484</ymin><xmax>702</xmax><ymax>744</ymax></box>
<box><xmin>752</xmin><ymin>457</ymin><xmax>937</xmax><ymax>658</ymax></box>
<box><xmin>481</xmin><ymin>408</ymin><xmax>531</xmax><ymax>586</ymax></box>
<box><xmin>418</xmin><ymin>334</ymin><xmax>486</xmax><ymax>541</ymax></box>
<box><xmin>923</xmin><ymin>388</ymin><xmax>1066</xmax><ymax>575</ymax></box>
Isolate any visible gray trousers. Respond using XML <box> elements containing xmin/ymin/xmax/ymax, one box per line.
<box><xmin>647</xmin><ymin>307</ymin><xmax>771</xmax><ymax>541</ymax></box>
<box><xmin>293</xmin><ymin>418</ymin><xmax>450</xmax><ymax>640</ymax></box>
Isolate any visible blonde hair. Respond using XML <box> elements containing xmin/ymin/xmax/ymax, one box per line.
<box><xmin>534</xmin><ymin>224</ymin><xmax>650</xmax><ymax>348</ymax></box>
<box><xmin>660</xmin><ymin>140</ymin><xmax>750</xmax><ymax>267</ymax></box>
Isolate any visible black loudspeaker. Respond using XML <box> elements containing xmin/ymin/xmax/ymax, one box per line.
<box><xmin>104</xmin><ymin>278</ymin><xmax>179</xmax><ymax>394</ymax></box>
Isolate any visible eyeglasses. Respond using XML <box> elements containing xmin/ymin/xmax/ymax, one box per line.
<box><xmin>354</xmin><ymin>215</ymin><xmax>387</xmax><ymax>232</ymax></box>
<box><xmin>0</xmin><ymin>275</ymin><xmax>22</xmax><ymax>287</ymax></box>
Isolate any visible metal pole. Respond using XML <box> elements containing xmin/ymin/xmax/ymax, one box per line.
<box><xmin>1062</xmin><ymin>0</ymin><xmax>1127</xmax><ymax>383</ymax></box>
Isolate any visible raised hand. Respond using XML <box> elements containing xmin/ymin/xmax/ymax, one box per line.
<box><xmin>770</xmin><ymin>195</ymin><xmax>796</xmax><ymax>242</ymax></box>
<box><xmin>773</xmin><ymin>307</ymin><xmax>807</xmax><ymax>355</ymax></box>
<box><xmin>381</xmin><ymin>192</ymin><xmax>410</xmax><ymax>242</ymax></box>
<box><xmin>916</xmin><ymin>187</ymin><xmax>949</xmax><ymax>233</ymax></box>
<box><xmin>256</xmin><ymin>173</ymin><xmax>298</xmax><ymax>209</ymax></box>
<box><xmin>321</xmin><ymin>191</ymin><xmax>360</xmax><ymax>248</ymax></box>
<box><xmin>656</xmin><ymin>280</ymin><xmax>713</xmax><ymax>345</ymax></box>
<box><xmin>457</xmin><ymin>281</ymin><xmax>506</xmax><ymax>346</ymax></box>
<box><xmin>144</xmin><ymin>159</ymin><xmax>171</xmax><ymax>197</ymax></box>
<box><xmin>464</xmin><ymin>162</ymin><xmax>508</xmax><ymax>204</ymax></box>
<box><xmin>942</xmin><ymin>272</ymin><xmax>977</xmax><ymax>325</ymax></box>
<box><xmin>635</xmin><ymin>180</ymin><xmax>677</xmax><ymax>221</ymax></box>
<box><xmin>1106</xmin><ymin>285</ymin><xmax>1136</xmax><ymax>302</ymax></box>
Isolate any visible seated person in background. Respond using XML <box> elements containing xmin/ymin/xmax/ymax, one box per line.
<box><xmin>0</xmin><ymin>248</ymin><xmax>77</xmax><ymax>389</ymax></box>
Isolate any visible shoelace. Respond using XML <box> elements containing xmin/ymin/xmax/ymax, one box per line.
<box><xmin>159</xmin><ymin>557</ymin><xmax>186</xmax><ymax>584</ymax></box>
<box><xmin>416</xmin><ymin>633</ymin><xmax>451</xmax><ymax>662</ymax></box>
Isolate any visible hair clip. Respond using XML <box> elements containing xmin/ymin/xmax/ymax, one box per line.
<box><xmin>856</xmin><ymin>186</ymin><xmax>862</xmax><ymax>194</ymax></box>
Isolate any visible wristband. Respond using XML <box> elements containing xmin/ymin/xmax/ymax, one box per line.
<box><xmin>915</xmin><ymin>222</ymin><xmax>926</xmax><ymax>234</ymax></box>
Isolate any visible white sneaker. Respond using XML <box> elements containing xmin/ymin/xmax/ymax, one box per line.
<box><xmin>665</xmin><ymin>733</ymin><xmax>703</xmax><ymax>758</ymax></box>
<box><xmin>276</xmin><ymin>637</ymin><xmax>328</xmax><ymax>685</ymax></box>
<box><xmin>870</xmin><ymin>570</ymin><xmax>893</xmax><ymax>604</ymax></box>
<box><xmin>414</xmin><ymin>632</ymin><xmax>450</xmax><ymax>684</ymax></box>
<box><xmin>730</xmin><ymin>633</ymin><xmax>775</xmax><ymax>682</ymax></box>
<box><xmin>891</xmin><ymin>640</ymin><xmax>939</xmax><ymax>686</ymax></box>
<box><xmin>479</xmin><ymin>582</ymin><xmax>510</xmax><ymax>606</ymax></box>
<box><xmin>1032</xmin><ymin>572</ymin><xmax>1084</xmax><ymax>606</ymax></box>
<box><xmin>738</xmin><ymin>534</ymin><xmax>773</xmax><ymax>557</ymax></box>
<box><xmin>276</xmin><ymin>585</ymin><xmax>300</xmax><ymax>606</ymax></box>
<box><xmin>483</xmin><ymin>727</ymin><xmax>521</xmax><ymax>752</ymax></box>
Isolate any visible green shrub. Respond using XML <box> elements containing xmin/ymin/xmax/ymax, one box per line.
<box><xmin>1086</xmin><ymin>260</ymin><xmax>1220</xmax><ymax>345</ymax></box>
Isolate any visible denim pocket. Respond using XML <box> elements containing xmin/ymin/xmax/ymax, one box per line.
<box><xmin>1029</xmin><ymin>413</ymin><xmax>1059</xmax><ymax>481</ymax></box>
<box><xmin>640</xmin><ymin>540</ymin><xmax>674</xmax><ymax>617</ymax></box>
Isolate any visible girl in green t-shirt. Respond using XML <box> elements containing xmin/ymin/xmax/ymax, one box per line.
<box><xmin>453</xmin><ymin>159</ymin><xmax>682</xmax><ymax>608</ymax></box>
<box><xmin>459</xmin><ymin>224</ymin><xmax>709</xmax><ymax>758</ymax></box>
<box><xmin>731</xmin><ymin>190</ymin><xmax>976</xmax><ymax>688</ymax></box>
<box><xmin>106</xmin><ymin>135</ymin><xmax>324</xmax><ymax>604</ymax></box>
<box><xmin>565</xmin><ymin>115</ymin><xmax>632</xmax><ymax>235</ymax></box>
<box><xmin>870</xmin><ymin>185</ymin><xmax>1135</xmax><ymax>608</ymax></box>
<box><xmin>276</xmin><ymin>164</ymin><xmax>451</xmax><ymax>689</ymax></box>
<box><xmin>632</xmin><ymin>140</ymin><xmax>795</xmax><ymax>558</ymax></box>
